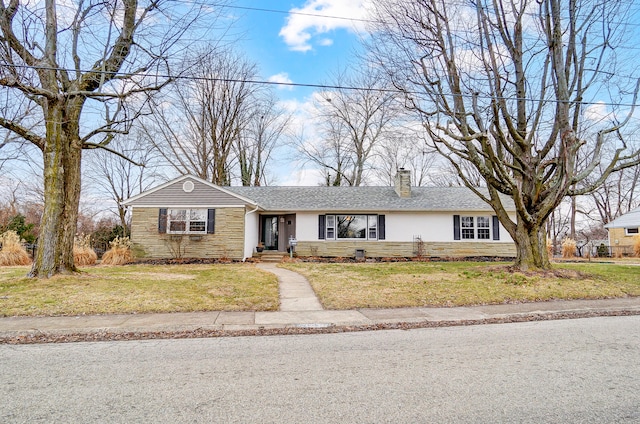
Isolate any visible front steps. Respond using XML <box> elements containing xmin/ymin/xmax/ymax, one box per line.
<box><xmin>257</xmin><ymin>251</ymin><xmax>288</xmax><ymax>263</ymax></box>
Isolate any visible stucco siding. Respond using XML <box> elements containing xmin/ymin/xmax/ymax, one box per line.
<box><xmin>295</xmin><ymin>211</ymin><xmax>514</xmax><ymax>243</ymax></box>
<box><xmin>292</xmin><ymin>211</ymin><xmax>515</xmax><ymax>258</ymax></box>
<box><xmin>130</xmin><ymin>207</ymin><xmax>246</xmax><ymax>259</ymax></box>
<box><xmin>244</xmin><ymin>210</ymin><xmax>260</xmax><ymax>259</ymax></box>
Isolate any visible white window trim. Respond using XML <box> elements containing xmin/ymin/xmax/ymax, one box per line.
<box><xmin>167</xmin><ymin>208</ymin><xmax>208</xmax><ymax>234</ymax></box>
<box><xmin>625</xmin><ymin>227</ymin><xmax>639</xmax><ymax>236</ymax></box>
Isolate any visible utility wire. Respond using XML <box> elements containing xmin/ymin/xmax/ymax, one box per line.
<box><xmin>1</xmin><ymin>61</ymin><xmax>639</xmax><ymax>108</ymax></box>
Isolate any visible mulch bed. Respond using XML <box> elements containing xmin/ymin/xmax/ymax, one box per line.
<box><xmin>128</xmin><ymin>256</ymin><xmax>516</xmax><ymax>265</ymax></box>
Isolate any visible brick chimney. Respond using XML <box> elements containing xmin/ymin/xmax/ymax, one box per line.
<box><xmin>394</xmin><ymin>168</ymin><xmax>411</xmax><ymax>198</ymax></box>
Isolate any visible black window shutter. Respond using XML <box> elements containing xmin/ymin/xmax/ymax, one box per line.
<box><xmin>207</xmin><ymin>209</ymin><xmax>216</xmax><ymax>234</ymax></box>
<box><xmin>453</xmin><ymin>215</ymin><xmax>461</xmax><ymax>240</ymax></box>
<box><xmin>158</xmin><ymin>208</ymin><xmax>167</xmax><ymax>233</ymax></box>
<box><xmin>378</xmin><ymin>215</ymin><xmax>386</xmax><ymax>240</ymax></box>
<box><xmin>492</xmin><ymin>215</ymin><xmax>500</xmax><ymax>240</ymax></box>
<box><xmin>318</xmin><ymin>215</ymin><xmax>326</xmax><ymax>240</ymax></box>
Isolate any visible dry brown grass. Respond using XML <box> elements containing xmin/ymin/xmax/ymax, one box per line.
<box><xmin>546</xmin><ymin>238</ymin><xmax>554</xmax><ymax>258</ymax></box>
<box><xmin>0</xmin><ymin>230</ymin><xmax>31</xmax><ymax>266</ymax></box>
<box><xmin>73</xmin><ymin>234</ymin><xmax>97</xmax><ymax>266</ymax></box>
<box><xmin>561</xmin><ymin>238</ymin><xmax>577</xmax><ymax>258</ymax></box>
<box><xmin>101</xmin><ymin>247</ymin><xmax>133</xmax><ymax>265</ymax></box>
<box><xmin>73</xmin><ymin>246</ymin><xmax>98</xmax><ymax>266</ymax></box>
<box><xmin>101</xmin><ymin>236</ymin><xmax>133</xmax><ymax>265</ymax></box>
<box><xmin>634</xmin><ymin>235</ymin><xmax>640</xmax><ymax>257</ymax></box>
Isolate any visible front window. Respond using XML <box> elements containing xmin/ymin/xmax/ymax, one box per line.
<box><xmin>461</xmin><ymin>216</ymin><xmax>475</xmax><ymax>239</ymax></box>
<box><xmin>368</xmin><ymin>215</ymin><xmax>378</xmax><ymax>239</ymax></box>
<box><xmin>477</xmin><ymin>216</ymin><xmax>491</xmax><ymax>239</ymax></box>
<box><xmin>626</xmin><ymin>227</ymin><xmax>639</xmax><ymax>235</ymax></box>
<box><xmin>326</xmin><ymin>215</ymin><xmax>336</xmax><ymax>239</ymax></box>
<box><xmin>461</xmin><ymin>215</ymin><xmax>491</xmax><ymax>240</ymax></box>
<box><xmin>325</xmin><ymin>214</ymin><xmax>379</xmax><ymax>240</ymax></box>
<box><xmin>168</xmin><ymin>208</ymin><xmax>207</xmax><ymax>234</ymax></box>
<box><xmin>337</xmin><ymin>215</ymin><xmax>367</xmax><ymax>238</ymax></box>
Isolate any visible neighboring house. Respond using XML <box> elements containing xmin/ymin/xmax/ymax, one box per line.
<box><xmin>122</xmin><ymin>170</ymin><xmax>517</xmax><ymax>260</ymax></box>
<box><xmin>603</xmin><ymin>206</ymin><xmax>640</xmax><ymax>255</ymax></box>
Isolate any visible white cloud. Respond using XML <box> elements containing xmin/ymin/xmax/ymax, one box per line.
<box><xmin>268</xmin><ymin>72</ymin><xmax>294</xmax><ymax>90</ymax></box>
<box><xmin>279</xmin><ymin>167</ymin><xmax>326</xmax><ymax>186</ymax></box>
<box><xmin>584</xmin><ymin>101</ymin><xmax>612</xmax><ymax>122</ymax></box>
<box><xmin>279</xmin><ymin>0</ymin><xmax>370</xmax><ymax>52</ymax></box>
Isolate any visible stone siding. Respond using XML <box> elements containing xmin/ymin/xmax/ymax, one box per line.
<box><xmin>607</xmin><ymin>227</ymin><xmax>639</xmax><ymax>256</ymax></box>
<box><xmin>130</xmin><ymin>207</ymin><xmax>245</xmax><ymax>259</ymax></box>
<box><xmin>294</xmin><ymin>241</ymin><xmax>516</xmax><ymax>258</ymax></box>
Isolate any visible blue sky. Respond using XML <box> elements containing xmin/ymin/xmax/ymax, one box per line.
<box><xmin>225</xmin><ymin>1</ymin><xmax>371</xmax><ymax>184</ymax></box>
<box><xmin>231</xmin><ymin>0</ymin><xmax>368</xmax><ymax>102</ymax></box>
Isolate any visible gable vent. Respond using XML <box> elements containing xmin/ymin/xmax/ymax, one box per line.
<box><xmin>182</xmin><ymin>180</ymin><xmax>195</xmax><ymax>193</ymax></box>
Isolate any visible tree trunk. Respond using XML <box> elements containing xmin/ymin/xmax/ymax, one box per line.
<box><xmin>118</xmin><ymin>205</ymin><xmax>130</xmax><ymax>237</ymax></box>
<box><xmin>512</xmin><ymin>222</ymin><xmax>551</xmax><ymax>271</ymax></box>
<box><xmin>28</xmin><ymin>102</ymin><xmax>82</xmax><ymax>278</ymax></box>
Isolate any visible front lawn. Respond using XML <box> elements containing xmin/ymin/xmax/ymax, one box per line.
<box><xmin>0</xmin><ymin>264</ymin><xmax>279</xmax><ymax>317</ymax></box>
<box><xmin>280</xmin><ymin>261</ymin><xmax>640</xmax><ymax>309</ymax></box>
<box><xmin>2</xmin><ymin>261</ymin><xmax>638</xmax><ymax>317</ymax></box>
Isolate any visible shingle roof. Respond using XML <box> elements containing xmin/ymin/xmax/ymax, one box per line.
<box><xmin>604</xmin><ymin>206</ymin><xmax>640</xmax><ymax>228</ymax></box>
<box><xmin>226</xmin><ymin>186</ymin><xmax>514</xmax><ymax>212</ymax></box>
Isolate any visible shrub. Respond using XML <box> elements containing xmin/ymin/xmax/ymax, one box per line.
<box><xmin>561</xmin><ymin>238</ymin><xmax>577</xmax><ymax>258</ymax></box>
<box><xmin>596</xmin><ymin>243</ymin><xmax>609</xmax><ymax>257</ymax></box>
<box><xmin>0</xmin><ymin>230</ymin><xmax>32</xmax><ymax>266</ymax></box>
<box><xmin>101</xmin><ymin>236</ymin><xmax>133</xmax><ymax>265</ymax></box>
<box><xmin>3</xmin><ymin>214</ymin><xmax>37</xmax><ymax>244</ymax></box>
<box><xmin>91</xmin><ymin>222</ymin><xmax>127</xmax><ymax>252</ymax></box>
<box><xmin>73</xmin><ymin>234</ymin><xmax>97</xmax><ymax>266</ymax></box>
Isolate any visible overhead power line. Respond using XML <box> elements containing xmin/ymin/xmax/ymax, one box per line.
<box><xmin>1</xmin><ymin>61</ymin><xmax>639</xmax><ymax>108</ymax></box>
<box><xmin>221</xmin><ymin>4</ymin><xmax>378</xmax><ymax>24</ymax></box>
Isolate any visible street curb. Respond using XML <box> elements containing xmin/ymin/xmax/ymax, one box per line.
<box><xmin>2</xmin><ymin>308</ymin><xmax>638</xmax><ymax>345</ymax></box>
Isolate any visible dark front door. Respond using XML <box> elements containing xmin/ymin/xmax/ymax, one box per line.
<box><xmin>262</xmin><ymin>216</ymin><xmax>279</xmax><ymax>250</ymax></box>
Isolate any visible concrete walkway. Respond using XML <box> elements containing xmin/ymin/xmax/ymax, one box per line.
<box><xmin>256</xmin><ymin>263</ymin><xmax>323</xmax><ymax>311</ymax></box>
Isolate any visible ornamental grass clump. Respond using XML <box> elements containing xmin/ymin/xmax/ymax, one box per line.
<box><xmin>0</xmin><ymin>230</ymin><xmax>31</xmax><ymax>266</ymax></box>
<box><xmin>561</xmin><ymin>238</ymin><xmax>577</xmax><ymax>258</ymax></box>
<box><xmin>101</xmin><ymin>236</ymin><xmax>133</xmax><ymax>265</ymax></box>
<box><xmin>634</xmin><ymin>235</ymin><xmax>640</xmax><ymax>258</ymax></box>
<box><xmin>546</xmin><ymin>238</ymin><xmax>554</xmax><ymax>258</ymax></box>
<box><xmin>73</xmin><ymin>234</ymin><xmax>97</xmax><ymax>266</ymax></box>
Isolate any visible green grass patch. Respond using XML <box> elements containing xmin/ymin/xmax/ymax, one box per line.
<box><xmin>0</xmin><ymin>264</ymin><xmax>279</xmax><ymax>317</ymax></box>
<box><xmin>280</xmin><ymin>261</ymin><xmax>640</xmax><ymax>309</ymax></box>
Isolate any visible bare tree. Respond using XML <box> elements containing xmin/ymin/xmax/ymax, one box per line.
<box><xmin>374</xmin><ymin>129</ymin><xmax>439</xmax><ymax>186</ymax></box>
<box><xmin>369</xmin><ymin>0</ymin><xmax>640</xmax><ymax>270</ymax></box>
<box><xmin>0</xmin><ymin>93</ymin><xmax>37</xmax><ymax>171</ymax></box>
<box><xmin>296</xmin><ymin>66</ymin><xmax>400</xmax><ymax>186</ymax></box>
<box><xmin>587</xmin><ymin>160</ymin><xmax>640</xmax><ymax>225</ymax></box>
<box><xmin>85</xmin><ymin>131</ymin><xmax>161</xmax><ymax>234</ymax></box>
<box><xmin>235</xmin><ymin>93</ymin><xmax>291</xmax><ymax>186</ymax></box>
<box><xmin>144</xmin><ymin>48</ymin><xmax>262</xmax><ymax>185</ymax></box>
<box><xmin>0</xmin><ymin>0</ymin><xmax>218</xmax><ymax>277</ymax></box>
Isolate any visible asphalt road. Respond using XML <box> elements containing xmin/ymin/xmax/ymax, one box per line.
<box><xmin>1</xmin><ymin>316</ymin><xmax>639</xmax><ymax>423</ymax></box>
